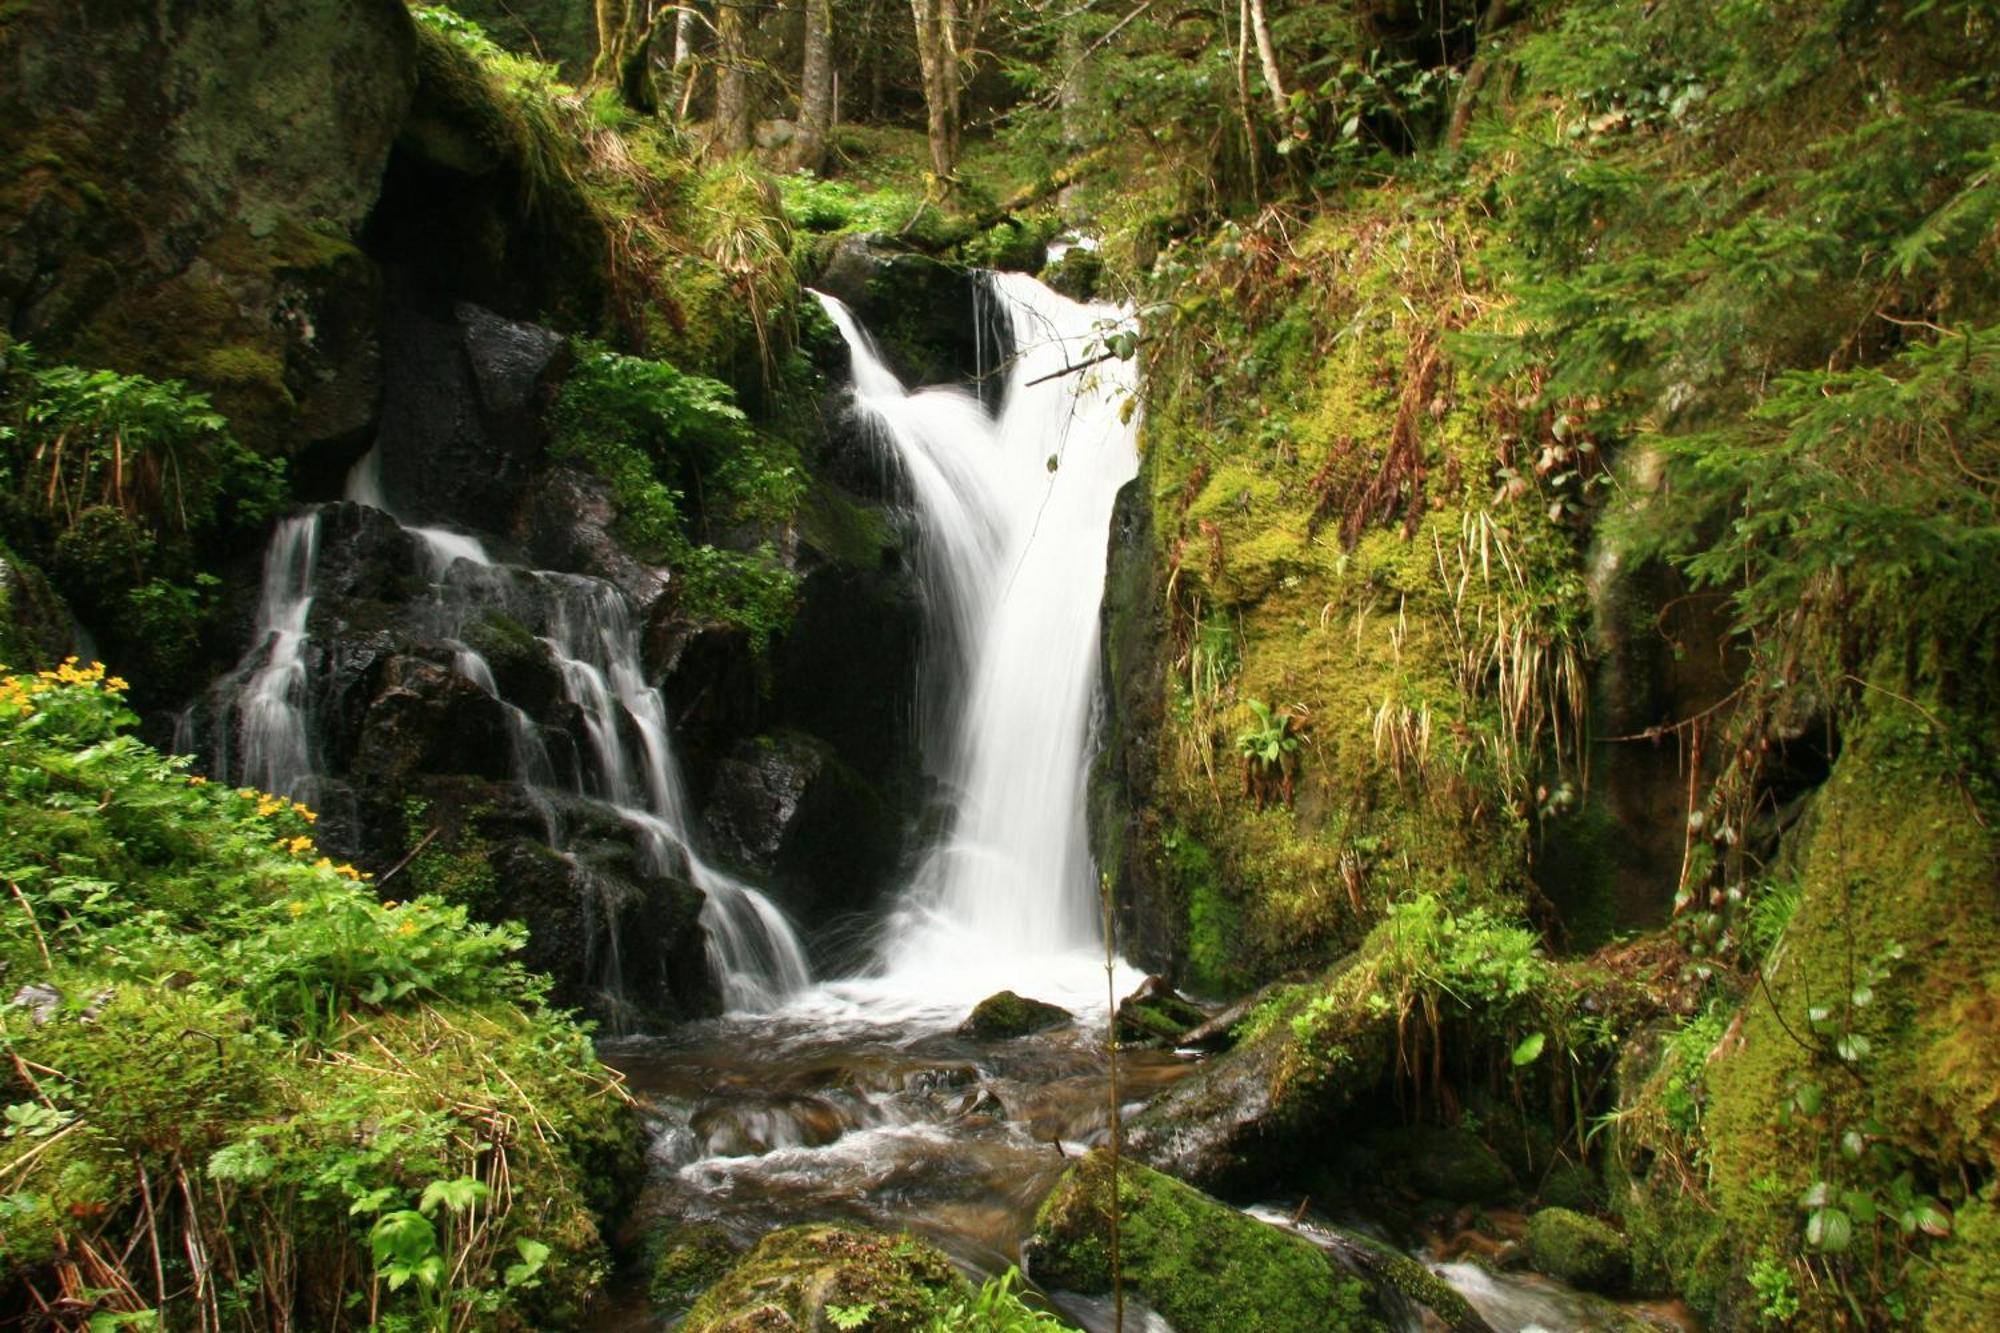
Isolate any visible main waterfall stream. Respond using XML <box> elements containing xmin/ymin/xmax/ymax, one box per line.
<box><xmin>598</xmin><ymin>274</ymin><xmax>1174</xmax><ymax>1323</ymax></box>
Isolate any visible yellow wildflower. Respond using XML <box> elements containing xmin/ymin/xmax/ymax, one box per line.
<box><xmin>188</xmin><ymin>776</ymin><xmax>208</xmax><ymax>786</ymax></box>
<box><xmin>398</xmin><ymin>920</ymin><xmax>419</xmax><ymax>936</ymax></box>
<box><xmin>287</xmin><ymin>900</ymin><xmax>307</xmax><ymax>916</ymax></box>
<box><xmin>313</xmin><ymin>856</ymin><xmax>334</xmax><ymax>871</ymax></box>
<box><xmin>287</xmin><ymin>836</ymin><xmax>315</xmax><ymax>856</ymax></box>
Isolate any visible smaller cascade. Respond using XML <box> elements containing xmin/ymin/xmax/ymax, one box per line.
<box><xmin>203</xmin><ymin>512</ymin><xmax>323</xmax><ymax>802</ymax></box>
<box><xmin>187</xmin><ymin>449</ymin><xmax>811</xmax><ymax>1021</ymax></box>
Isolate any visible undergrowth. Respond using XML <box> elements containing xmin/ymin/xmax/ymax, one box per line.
<box><xmin>0</xmin><ymin>663</ymin><xmax>639</xmax><ymax>1329</ymax></box>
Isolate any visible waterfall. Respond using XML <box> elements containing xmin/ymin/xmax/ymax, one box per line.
<box><xmin>188</xmin><ymin>459</ymin><xmax>809</xmax><ymax>1020</ymax></box>
<box><xmin>199</xmin><ymin>512</ymin><xmax>323</xmax><ymax>802</ymax></box>
<box><xmin>814</xmin><ymin>273</ymin><xmax>1142</xmax><ymax>1007</ymax></box>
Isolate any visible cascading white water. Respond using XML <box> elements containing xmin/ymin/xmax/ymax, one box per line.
<box><xmin>205</xmin><ymin>512</ymin><xmax>323</xmax><ymax>801</ymax></box>
<box><xmin>192</xmin><ymin>454</ymin><xmax>809</xmax><ymax>1018</ymax></box>
<box><xmin>813</xmin><ymin>273</ymin><xmax>1142</xmax><ymax>1009</ymax></box>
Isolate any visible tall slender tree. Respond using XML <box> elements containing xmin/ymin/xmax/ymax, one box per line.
<box><xmin>594</xmin><ymin>0</ymin><xmax>660</xmax><ymax>112</ymax></box>
<box><xmin>713</xmin><ymin>0</ymin><xmax>756</xmax><ymax>155</ymax></box>
<box><xmin>788</xmin><ymin>0</ymin><xmax>836</xmax><ymax>171</ymax></box>
<box><xmin>909</xmin><ymin>0</ymin><xmax>962</xmax><ymax>185</ymax></box>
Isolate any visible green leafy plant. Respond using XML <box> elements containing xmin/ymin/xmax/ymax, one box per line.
<box><xmin>1235</xmin><ymin>697</ymin><xmax>1302</xmax><ymax>808</ymax></box>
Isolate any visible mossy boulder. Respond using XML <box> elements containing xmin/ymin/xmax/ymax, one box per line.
<box><xmin>1400</xmin><ymin>1125</ymin><xmax>1519</xmax><ymax>1204</ymax></box>
<box><xmin>1115</xmin><ymin>975</ymin><xmax>1209</xmax><ymax>1046</ymax></box>
<box><xmin>651</xmin><ymin>1221</ymin><xmax>749</xmax><ymax>1317</ymax></box>
<box><xmin>680</xmin><ymin>1224</ymin><xmax>967</xmax><ymax>1333</ymax></box>
<box><xmin>1124</xmin><ymin>958</ymin><xmax>1394</xmax><ymax>1193</ymax></box>
<box><xmin>1027</xmin><ymin>1151</ymin><xmax>1386</xmax><ymax>1332</ymax></box>
<box><xmin>1524</xmin><ymin>1207</ymin><xmax>1630</xmax><ymax>1294</ymax></box>
<box><xmin>0</xmin><ymin>0</ymin><xmax>417</xmax><ymax>452</ymax></box>
<box><xmin>959</xmin><ymin>990</ymin><xmax>1075</xmax><ymax>1039</ymax></box>
<box><xmin>0</xmin><ymin>544</ymin><xmax>74</xmax><ymax>669</ymax></box>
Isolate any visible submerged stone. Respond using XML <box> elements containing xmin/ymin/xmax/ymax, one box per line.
<box><xmin>1027</xmin><ymin>1150</ymin><xmax>1386</xmax><ymax>1332</ymax></box>
<box><xmin>958</xmin><ymin>990</ymin><xmax>1074</xmax><ymax>1039</ymax></box>
<box><xmin>680</xmin><ymin>1223</ymin><xmax>966</xmax><ymax>1333</ymax></box>
<box><xmin>1524</xmin><ymin>1207</ymin><xmax>1630</xmax><ymax>1294</ymax></box>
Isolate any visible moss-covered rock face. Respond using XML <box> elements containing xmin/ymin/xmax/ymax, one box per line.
<box><xmin>680</xmin><ymin>1224</ymin><xmax>967</xmax><ymax>1333</ymax></box>
<box><xmin>1608</xmin><ymin>704</ymin><xmax>2000</xmax><ymax>1326</ymax></box>
<box><xmin>0</xmin><ymin>0</ymin><xmax>416</xmax><ymax>452</ymax></box>
<box><xmin>1525</xmin><ymin>1207</ymin><xmax>1630</xmax><ymax>1294</ymax></box>
<box><xmin>1027</xmin><ymin>1151</ymin><xmax>1385</xmax><ymax>1333</ymax></box>
<box><xmin>959</xmin><ymin>990</ymin><xmax>1075</xmax><ymax>1039</ymax></box>
<box><xmin>0</xmin><ymin>543</ymin><xmax>74</xmax><ymax>668</ymax></box>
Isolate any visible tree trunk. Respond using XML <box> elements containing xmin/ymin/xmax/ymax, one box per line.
<box><xmin>1246</xmin><ymin>0</ymin><xmax>1286</xmax><ymax>122</ymax></box>
<box><xmin>713</xmin><ymin>0</ymin><xmax>755</xmax><ymax>156</ymax></box>
<box><xmin>909</xmin><ymin>0</ymin><xmax>961</xmax><ymax>185</ymax></box>
<box><xmin>787</xmin><ymin>0</ymin><xmax>835</xmax><ymax>172</ymax></box>
<box><xmin>666</xmin><ymin>2</ymin><xmax>699</xmax><ymax>120</ymax></box>
<box><xmin>594</xmin><ymin>0</ymin><xmax>657</xmax><ymax>111</ymax></box>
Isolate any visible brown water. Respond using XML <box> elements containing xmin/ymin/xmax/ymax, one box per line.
<box><xmin>598</xmin><ymin>1001</ymin><xmax>1192</xmax><ymax>1328</ymax></box>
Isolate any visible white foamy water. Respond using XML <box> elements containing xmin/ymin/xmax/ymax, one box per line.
<box><xmin>810</xmin><ymin>274</ymin><xmax>1144</xmax><ymax>1018</ymax></box>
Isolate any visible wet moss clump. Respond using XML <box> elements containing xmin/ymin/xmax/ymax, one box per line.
<box><xmin>680</xmin><ymin>1224</ymin><xmax>966</xmax><ymax>1332</ymax></box>
<box><xmin>959</xmin><ymin>990</ymin><xmax>1074</xmax><ymax>1039</ymax></box>
<box><xmin>1525</xmin><ymin>1207</ymin><xmax>1629</xmax><ymax>1293</ymax></box>
<box><xmin>650</xmin><ymin>1221</ymin><xmax>747</xmax><ymax>1317</ymax></box>
<box><xmin>1029</xmin><ymin>1151</ymin><xmax>1385</xmax><ymax>1332</ymax></box>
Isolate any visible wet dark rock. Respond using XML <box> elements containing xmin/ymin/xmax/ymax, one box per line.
<box><xmin>527</xmin><ymin>467</ymin><xmax>668</xmax><ymax>609</ymax></box>
<box><xmin>1027</xmin><ymin>1151</ymin><xmax>1386</xmax><ymax>1332</ymax></box>
<box><xmin>701</xmin><ymin>732</ymin><xmax>902</xmax><ymax>930</ymax></box>
<box><xmin>808</xmin><ymin>235</ymin><xmax>1010</xmax><ymax>399</ymax></box>
<box><xmin>349</xmin><ymin>655</ymin><xmax>511</xmax><ymax>785</ymax></box>
<box><xmin>1090</xmin><ymin>475</ymin><xmax>1175</xmax><ymax>976</ymax></box>
<box><xmin>682</xmin><ymin>1223</ymin><xmax>968</xmax><ymax>1332</ymax></box>
<box><xmin>1397</xmin><ymin>1124</ymin><xmax>1520</xmax><ymax>1205</ymax></box>
<box><xmin>1525</xmin><ymin>1207</ymin><xmax>1631</xmax><ymax>1294</ymax></box>
<box><xmin>1126</xmin><ymin>960</ymin><xmax>1394</xmax><ymax>1195</ymax></box>
<box><xmin>0</xmin><ymin>0</ymin><xmax>416</xmax><ymax>454</ymax></box>
<box><xmin>767</xmin><ymin>560</ymin><xmax>923</xmax><ymax>788</ymax></box>
<box><xmin>375</xmin><ymin>301</ymin><xmax>566</xmax><ymax>534</ymax></box>
<box><xmin>1116</xmin><ymin>974</ymin><xmax>1210</xmax><ymax>1046</ymax></box>
<box><xmin>959</xmin><ymin>991</ymin><xmax>1074</xmax><ymax>1040</ymax></box>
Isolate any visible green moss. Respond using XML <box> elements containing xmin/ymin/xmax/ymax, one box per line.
<box><xmin>403</xmin><ymin>797</ymin><xmax>501</xmax><ymax>915</ymax></box>
<box><xmin>1926</xmin><ymin>1200</ymin><xmax>2000</xmax><ymax>1330</ymax></box>
<box><xmin>681</xmin><ymin>1224</ymin><xmax>966</xmax><ymax>1332</ymax></box>
<box><xmin>649</xmin><ymin>1221</ymin><xmax>746</xmax><ymax>1316</ymax></box>
<box><xmin>1525</xmin><ymin>1207</ymin><xmax>1630</xmax><ymax>1294</ymax></box>
<box><xmin>1029</xmin><ymin>1152</ymin><xmax>1384</xmax><ymax>1332</ymax></box>
<box><xmin>959</xmin><ymin>990</ymin><xmax>1074</xmax><ymax>1039</ymax></box>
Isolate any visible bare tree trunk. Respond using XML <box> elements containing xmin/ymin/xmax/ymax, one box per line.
<box><xmin>713</xmin><ymin>0</ymin><xmax>755</xmax><ymax>156</ymax></box>
<box><xmin>1233</xmin><ymin>0</ymin><xmax>1262</xmax><ymax>202</ymax></box>
<box><xmin>909</xmin><ymin>0</ymin><xmax>961</xmax><ymax>186</ymax></box>
<box><xmin>1246</xmin><ymin>0</ymin><xmax>1286</xmax><ymax>121</ymax></box>
<box><xmin>665</xmin><ymin>2</ymin><xmax>699</xmax><ymax>121</ymax></box>
<box><xmin>788</xmin><ymin>0</ymin><xmax>835</xmax><ymax>171</ymax></box>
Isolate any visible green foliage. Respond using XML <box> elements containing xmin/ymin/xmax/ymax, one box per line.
<box><xmin>0</xmin><ymin>347</ymin><xmax>283</xmax><ymax>694</ymax></box>
<box><xmin>0</xmin><ymin>665</ymin><xmax>637</xmax><ymax>1326</ymax></box>
<box><xmin>923</xmin><ymin>1268</ymin><xmax>1071</xmax><ymax>1332</ymax></box>
<box><xmin>550</xmin><ymin>342</ymin><xmax>802</xmax><ymax>649</ymax></box>
<box><xmin>777</xmin><ymin>172</ymin><xmax>928</xmax><ymax>236</ymax></box>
